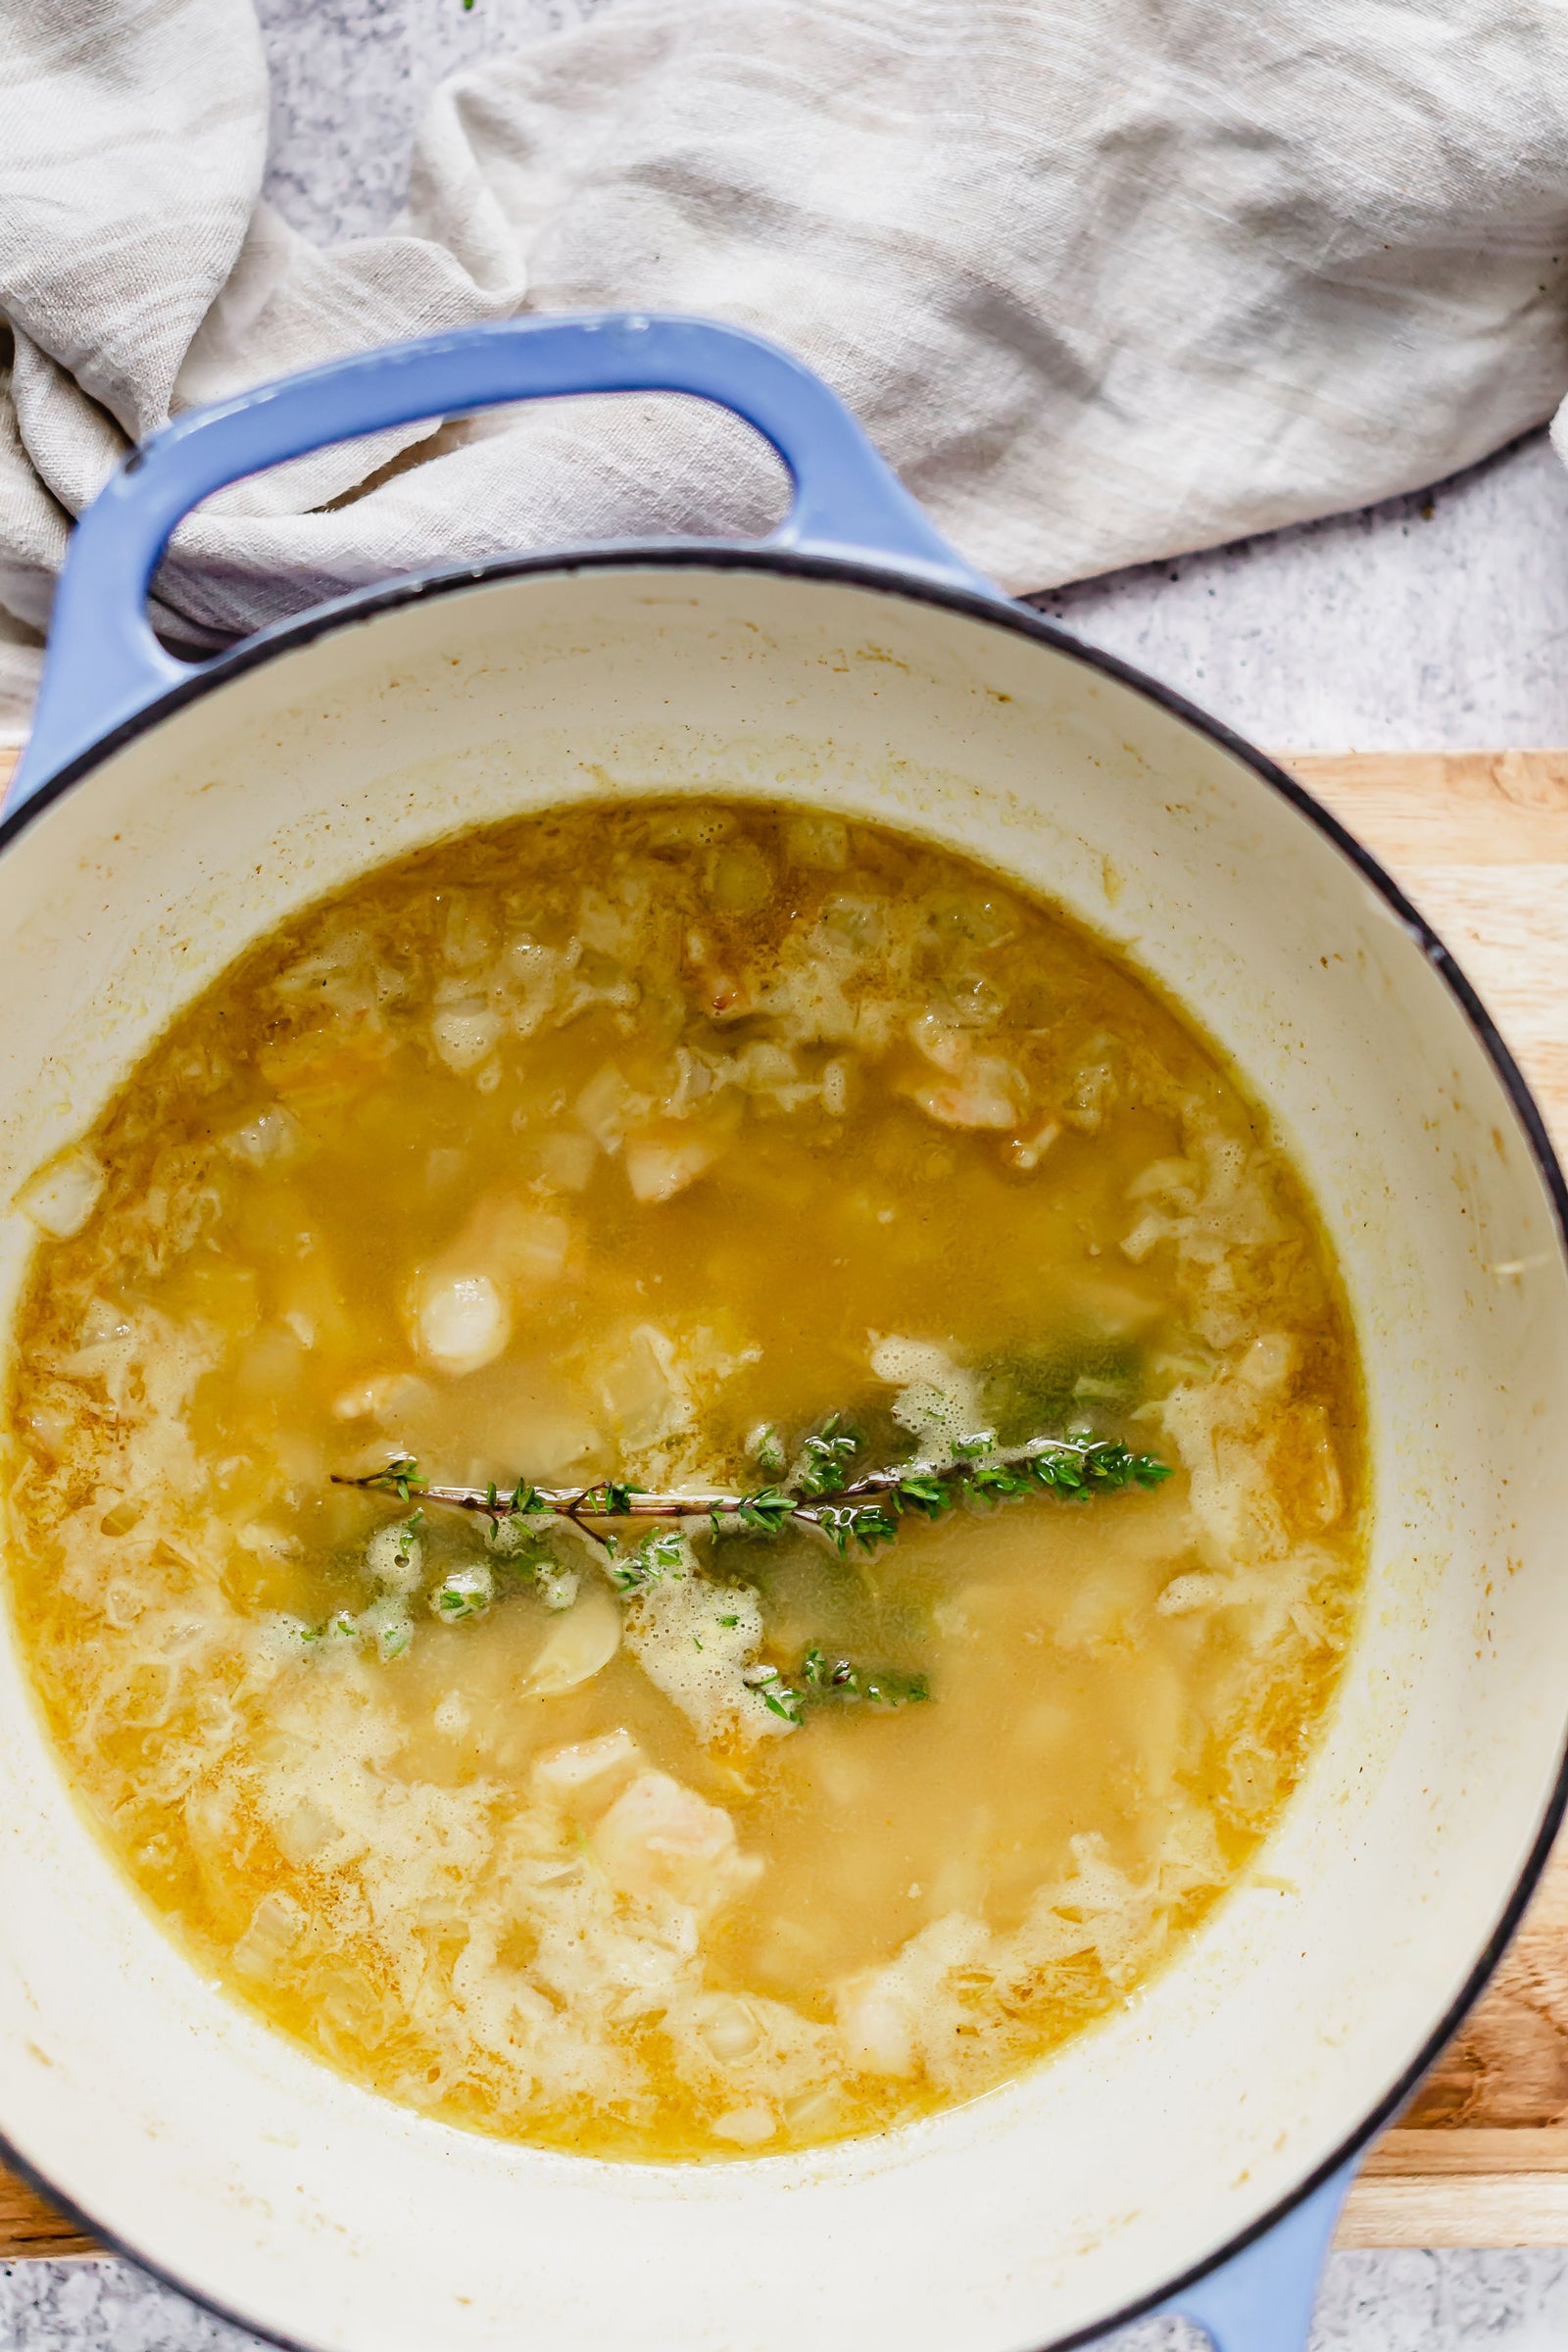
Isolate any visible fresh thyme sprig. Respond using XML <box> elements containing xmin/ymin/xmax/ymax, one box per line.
<box><xmin>333</xmin><ymin>1420</ymin><xmax>1170</xmax><ymax>1557</ymax></box>
<box><xmin>745</xmin><ymin>1644</ymin><xmax>932</xmax><ymax>1726</ymax></box>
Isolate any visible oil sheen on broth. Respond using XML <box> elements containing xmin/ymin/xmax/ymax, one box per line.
<box><xmin>5</xmin><ymin>800</ymin><xmax>1362</xmax><ymax>2161</ymax></box>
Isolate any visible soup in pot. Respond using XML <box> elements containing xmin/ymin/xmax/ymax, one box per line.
<box><xmin>4</xmin><ymin>798</ymin><xmax>1363</xmax><ymax>2159</ymax></box>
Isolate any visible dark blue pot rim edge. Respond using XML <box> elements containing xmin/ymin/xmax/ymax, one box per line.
<box><xmin>2</xmin><ymin>539</ymin><xmax>1564</xmax><ymax>2352</ymax></box>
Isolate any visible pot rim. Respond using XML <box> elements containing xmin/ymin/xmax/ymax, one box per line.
<box><xmin>4</xmin><ymin>540</ymin><xmax>1565</xmax><ymax>2352</ymax></box>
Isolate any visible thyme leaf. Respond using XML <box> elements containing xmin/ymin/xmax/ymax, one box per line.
<box><xmin>365</xmin><ymin>1454</ymin><xmax>428</xmax><ymax>1505</ymax></box>
<box><xmin>761</xmin><ymin>1644</ymin><xmax>931</xmax><ymax>1723</ymax></box>
<box><xmin>792</xmin><ymin>1413</ymin><xmax>863</xmax><ymax>1498</ymax></box>
<box><xmin>610</xmin><ymin>1526</ymin><xmax>688</xmax><ymax>1595</ymax></box>
<box><xmin>734</xmin><ymin>1484</ymin><xmax>797</xmax><ymax>1536</ymax></box>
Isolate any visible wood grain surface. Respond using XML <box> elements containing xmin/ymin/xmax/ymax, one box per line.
<box><xmin>0</xmin><ymin>743</ymin><xmax>1563</xmax><ymax>2256</ymax></box>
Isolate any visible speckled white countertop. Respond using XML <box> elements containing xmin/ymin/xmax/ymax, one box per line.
<box><xmin>7</xmin><ymin>2242</ymin><xmax>1568</xmax><ymax>2350</ymax></box>
<box><xmin>5</xmin><ymin>4</ymin><xmax>1568</xmax><ymax>2346</ymax></box>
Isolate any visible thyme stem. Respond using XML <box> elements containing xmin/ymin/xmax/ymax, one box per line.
<box><xmin>332</xmin><ymin>1429</ymin><xmax>1170</xmax><ymax>1555</ymax></box>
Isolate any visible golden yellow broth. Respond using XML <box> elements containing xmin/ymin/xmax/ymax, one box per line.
<box><xmin>4</xmin><ymin>799</ymin><xmax>1362</xmax><ymax>2160</ymax></box>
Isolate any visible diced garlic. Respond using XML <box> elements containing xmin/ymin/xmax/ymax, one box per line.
<box><xmin>1069</xmin><ymin>1060</ymin><xmax>1116</xmax><ymax>1131</ymax></box>
<box><xmin>575</xmin><ymin>1062</ymin><xmax>634</xmax><ymax>1152</ymax></box>
<box><xmin>723</xmin><ymin>1040</ymin><xmax>799</xmax><ymax>1098</ymax></box>
<box><xmin>1304</xmin><ymin>1425</ymin><xmax>1344</xmax><ymax>1529</ymax></box>
<box><xmin>646</xmin><ymin>806</ymin><xmax>735</xmax><ymax>850</ymax></box>
<box><xmin>924</xmin><ymin>887</ymin><xmax>1018</xmax><ymax>948</ymax></box>
<box><xmin>24</xmin><ymin>1406</ymin><xmax>71</xmax><ymax>1459</ymax></box>
<box><xmin>658</xmin><ymin>1048</ymin><xmax>713</xmax><ymax>1120</ymax></box>
<box><xmin>820</xmin><ymin>894</ymin><xmax>886</xmax><ymax>953</ymax></box>
<box><xmin>1126</xmin><ymin>1154</ymin><xmax>1200</xmax><ymax>1205</ymax></box>
<box><xmin>410</xmin><ymin>1270</ymin><xmax>511</xmax><ymax>1375</ymax></box>
<box><xmin>624</xmin><ymin>1124</ymin><xmax>729</xmax><ymax>1203</ymax></box>
<box><xmin>707</xmin><ymin>842</ymin><xmax>774</xmax><ymax>912</ymax></box>
<box><xmin>783</xmin><ymin>2082</ymin><xmax>845</xmax><ymax>2135</ymax></box>
<box><xmin>234</xmin><ymin>1522</ymin><xmax>302</xmax><ymax>1561</ymax></box>
<box><xmin>695</xmin><ymin>1994</ymin><xmax>761</xmax><ymax>2062</ymax></box>
<box><xmin>220</xmin><ymin>1104</ymin><xmax>303</xmax><ymax>1169</ymax></box>
<box><xmin>506</xmin><ymin>938</ymin><xmax>569</xmax><ymax>1037</ymax></box>
<box><xmin>273</xmin><ymin>1802</ymin><xmax>340</xmax><ymax>1865</ymax></box>
<box><xmin>536</xmin><ymin>1129</ymin><xmax>598</xmax><ymax>1192</ymax></box>
<box><xmin>1006</xmin><ymin>1118</ymin><xmax>1061</xmax><ymax>1172</ymax></box>
<box><xmin>441</xmin><ymin>900</ymin><xmax>493</xmax><ymax>970</ymax></box>
<box><xmin>710</xmin><ymin>2104</ymin><xmax>775</xmax><ymax>2145</ymax></box>
<box><xmin>1119</xmin><ymin>1213</ymin><xmax>1165</xmax><ymax>1264</ymax></box>
<box><xmin>77</xmin><ymin>1298</ymin><xmax>132</xmax><ymax>1348</ymax></box>
<box><xmin>835</xmin><ymin>1979</ymin><xmax>917</xmax><ymax>2078</ymax></box>
<box><xmin>784</xmin><ymin>813</ymin><xmax>849</xmax><ymax>869</ymax></box>
<box><xmin>14</xmin><ymin>1146</ymin><xmax>103</xmax><ymax>1239</ymax></box>
<box><xmin>231</xmin><ymin>1892</ymin><xmax>304</xmax><ymax>1983</ymax></box>
<box><xmin>331</xmin><ymin>1369</ymin><xmax>432</xmax><ymax>1424</ymax></box>
<box><xmin>1238</xmin><ymin>1331</ymin><xmax>1296</xmax><ymax>1396</ymax></box>
<box><xmin>596</xmin><ymin>1323</ymin><xmax>682</xmax><ymax>1448</ymax></box>
<box><xmin>1155</xmin><ymin>1572</ymin><xmax>1232</xmax><ymax>1617</ymax></box>
<box><xmin>496</xmin><ymin>1204</ymin><xmax>571</xmax><ymax>1288</ymax></box>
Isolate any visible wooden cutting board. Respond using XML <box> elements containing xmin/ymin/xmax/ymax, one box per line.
<box><xmin>0</xmin><ymin>744</ymin><xmax>1564</xmax><ymax>2258</ymax></box>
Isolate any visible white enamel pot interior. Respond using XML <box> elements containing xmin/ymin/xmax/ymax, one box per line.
<box><xmin>0</xmin><ymin>557</ymin><xmax>1565</xmax><ymax>2352</ymax></box>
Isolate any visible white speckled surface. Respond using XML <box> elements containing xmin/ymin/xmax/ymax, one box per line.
<box><xmin>6</xmin><ymin>2250</ymin><xmax>1568</xmax><ymax>2352</ymax></box>
<box><xmin>5</xmin><ymin>4</ymin><xmax>1568</xmax><ymax>2345</ymax></box>
<box><xmin>1039</xmin><ymin>427</ymin><xmax>1568</xmax><ymax>753</ymax></box>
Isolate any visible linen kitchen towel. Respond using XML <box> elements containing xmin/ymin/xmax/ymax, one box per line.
<box><xmin>4</xmin><ymin>0</ymin><xmax>1568</xmax><ymax>712</ymax></box>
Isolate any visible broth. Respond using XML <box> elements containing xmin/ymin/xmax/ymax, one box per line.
<box><xmin>4</xmin><ymin>799</ymin><xmax>1363</xmax><ymax>2159</ymax></box>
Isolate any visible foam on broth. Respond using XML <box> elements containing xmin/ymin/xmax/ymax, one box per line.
<box><xmin>3</xmin><ymin>799</ymin><xmax>1363</xmax><ymax>2159</ymax></box>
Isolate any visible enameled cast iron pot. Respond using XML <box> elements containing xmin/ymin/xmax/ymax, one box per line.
<box><xmin>2</xmin><ymin>317</ymin><xmax>1567</xmax><ymax>2352</ymax></box>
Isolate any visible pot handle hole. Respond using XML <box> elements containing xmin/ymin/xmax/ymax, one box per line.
<box><xmin>8</xmin><ymin>312</ymin><xmax>997</xmax><ymax>813</ymax></box>
<box><xmin>1158</xmin><ymin>2163</ymin><xmax>1356</xmax><ymax>2352</ymax></box>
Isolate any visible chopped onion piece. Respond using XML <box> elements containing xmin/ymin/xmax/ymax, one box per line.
<box><xmin>14</xmin><ymin>1146</ymin><xmax>103</xmax><ymax>1239</ymax></box>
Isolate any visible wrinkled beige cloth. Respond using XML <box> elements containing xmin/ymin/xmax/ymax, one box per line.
<box><xmin>5</xmin><ymin>0</ymin><xmax>1568</xmax><ymax>713</ymax></box>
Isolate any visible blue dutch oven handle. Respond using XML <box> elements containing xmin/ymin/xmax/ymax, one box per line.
<box><xmin>7</xmin><ymin>310</ymin><xmax>999</xmax><ymax>814</ymax></box>
<box><xmin>3</xmin><ymin>304</ymin><xmax>1361</xmax><ymax>2346</ymax></box>
<box><xmin>1160</xmin><ymin>2162</ymin><xmax>1355</xmax><ymax>2352</ymax></box>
